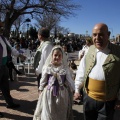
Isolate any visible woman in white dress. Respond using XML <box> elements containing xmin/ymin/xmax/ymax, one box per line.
<box><xmin>33</xmin><ymin>45</ymin><xmax>75</xmax><ymax>120</ymax></box>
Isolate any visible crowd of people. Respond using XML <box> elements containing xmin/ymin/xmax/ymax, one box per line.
<box><xmin>1</xmin><ymin>21</ymin><xmax>120</xmax><ymax>120</ymax></box>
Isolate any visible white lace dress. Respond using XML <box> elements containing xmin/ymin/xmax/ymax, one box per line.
<box><xmin>33</xmin><ymin>64</ymin><xmax>75</xmax><ymax>120</ymax></box>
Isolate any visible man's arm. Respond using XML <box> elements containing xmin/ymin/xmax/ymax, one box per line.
<box><xmin>6</xmin><ymin>39</ymin><xmax>26</xmax><ymax>60</ymax></box>
<box><xmin>74</xmin><ymin>55</ymin><xmax>86</xmax><ymax>100</ymax></box>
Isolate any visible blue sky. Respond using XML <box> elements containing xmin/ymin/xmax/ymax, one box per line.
<box><xmin>60</xmin><ymin>0</ymin><xmax>120</xmax><ymax>38</ymax></box>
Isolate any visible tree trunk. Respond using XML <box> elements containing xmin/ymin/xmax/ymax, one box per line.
<box><xmin>3</xmin><ymin>23</ymin><xmax>11</xmax><ymax>39</ymax></box>
<box><xmin>3</xmin><ymin>13</ymin><xmax>13</xmax><ymax>39</ymax></box>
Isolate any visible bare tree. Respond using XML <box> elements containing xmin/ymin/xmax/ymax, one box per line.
<box><xmin>0</xmin><ymin>0</ymin><xmax>81</xmax><ymax>38</ymax></box>
<box><xmin>34</xmin><ymin>9</ymin><xmax>71</xmax><ymax>37</ymax></box>
<box><xmin>35</xmin><ymin>12</ymin><xmax>60</xmax><ymax>30</ymax></box>
<box><xmin>51</xmin><ymin>24</ymin><xmax>70</xmax><ymax>38</ymax></box>
<box><xmin>56</xmin><ymin>26</ymin><xmax>70</xmax><ymax>35</ymax></box>
<box><xmin>11</xmin><ymin>15</ymin><xmax>26</xmax><ymax>36</ymax></box>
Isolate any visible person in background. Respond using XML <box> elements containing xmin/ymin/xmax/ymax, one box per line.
<box><xmin>14</xmin><ymin>44</ymin><xmax>26</xmax><ymax>63</ymax></box>
<box><xmin>7</xmin><ymin>42</ymin><xmax>25</xmax><ymax>82</ymax></box>
<box><xmin>33</xmin><ymin>45</ymin><xmax>74</xmax><ymax>120</ymax></box>
<box><xmin>7</xmin><ymin>55</ymin><xmax>23</xmax><ymax>81</ymax></box>
<box><xmin>15</xmin><ymin>44</ymin><xmax>24</xmax><ymax>54</ymax></box>
<box><xmin>69</xmin><ymin>60</ymin><xmax>77</xmax><ymax>80</ymax></box>
<box><xmin>74</xmin><ymin>23</ymin><xmax>120</xmax><ymax>120</ymax></box>
<box><xmin>62</xmin><ymin>44</ymin><xmax>69</xmax><ymax>61</ymax></box>
<box><xmin>34</xmin><ymin>27</ymin><xmax>53</xmax><ymax>88</ymax></box>
<box><xmin>0</xmin><ymin>21</ymin><xmax>26</xmax><ymax>118</ymax></box>
<box><xmin>78</xmin><ymin>37</ymin><xmax>93</xmax><ymax>61</ymax></box>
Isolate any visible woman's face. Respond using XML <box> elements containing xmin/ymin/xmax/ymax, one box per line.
<box><xmin>52</xmin><ymin>49</ymin><xmax>63</xmax><ymax>66</ymax></box>
<box><xmin>62</xmin><ymin>46</ymin><xmax>67</xmax><ymax>52</ymax></box>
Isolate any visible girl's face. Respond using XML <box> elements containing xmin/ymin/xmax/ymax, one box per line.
<box><xmin>52</xmin><ymin>49</ymin><xmax>63</xmax><ymax>66</ymax></box>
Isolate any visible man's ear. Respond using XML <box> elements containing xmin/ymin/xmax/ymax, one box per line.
<box><xmin>108</xmin><ymin>31</ymin><xmax>111</xmax><ymax>37</ymax></box>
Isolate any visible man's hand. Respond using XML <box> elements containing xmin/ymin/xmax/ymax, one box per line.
<box><xmin>19</xmin><ymin>54</ymin><xmax>26</xmax><ymax>61</ymax></box>
<box><xmin>74</xmin><ymin>92</ymin><xmax>81</xmax><ymax>100</ymax></box>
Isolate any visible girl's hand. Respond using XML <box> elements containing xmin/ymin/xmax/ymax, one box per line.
<box><xmin>74</xmin><ymin>92</ymin><xmax>81</xmax><ymax>100</ymax></box>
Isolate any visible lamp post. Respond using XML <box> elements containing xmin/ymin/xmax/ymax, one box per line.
<box><xmin>86</xmin><ymin>30</ymin><xmax>88</xmax><ymax>37</ymax></box>
<box><xmin>27</xmin><ymin>23</ymin><xmax>29</xmax><ymax>39</ymax></box>
<box><xmin>109</xmin><ymin>28</ymin><xmax>113</xmax><ymax>40</ymax></box>
<box><xmin>25</xmin><ymin>18</ymin><xmax>31</xmax><ymax>39</ymax></box>
<box><xmin>19</xmin><ymin>31</ymin><xmax>22</xmax><ymax>38</ymax></box>
<box><xmin>112</xmin><ymin>35</ymin><xmax>115</xmax><ymax>41</ymax></box>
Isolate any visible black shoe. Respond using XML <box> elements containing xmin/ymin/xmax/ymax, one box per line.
<box><xmin>7</xmin><ymin>103</ymin><xmax>20</xmax><ymax>109</ymax></box>
<box><xmin>10</xmin><ymin>78</ymin><xmax>14</xmax><ymax>81</ymax></box>
<box><xmin>0</xmin><ymin>112</ymin><xmax>4</xmax><ymax>118</ymax></box>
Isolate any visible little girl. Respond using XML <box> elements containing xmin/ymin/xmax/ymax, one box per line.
<box><xmin>33</xmin><ymin>45</ymin><xmax>75</xmax><ymax>120</ymax></box>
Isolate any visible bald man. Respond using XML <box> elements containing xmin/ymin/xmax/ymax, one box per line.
<box><xmin>74</xmin><ymin>23</ymin><xmax>120</xmax><ymax>120</ymax></box>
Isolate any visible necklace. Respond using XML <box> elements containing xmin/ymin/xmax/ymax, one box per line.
<box><xmin>51</xmin><ymin>64</ymin><xmax>62</xmax><ymax>78</ymax></box>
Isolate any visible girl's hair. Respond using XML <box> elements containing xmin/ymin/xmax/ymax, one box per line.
<box><xmin>42</xmin><ymin>45</ymin><xmax>69</xmax><ymax>71</ymax></box>
<box><xmin>52</xmin><ymin>48</ymin><xmax>63</xmax><ymax>56</ymax></box>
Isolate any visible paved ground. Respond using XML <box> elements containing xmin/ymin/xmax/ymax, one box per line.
<box><xmin>0</xmin><ymin>68</ymin><xmax>84</xmax><ymax>120</ymax></box>
<box><xmin>0</xmin><ymin>58</ymin><xmax>120</xmax><ymax>120</ymax></box>
<box><xmin>0</xmin><ymin>72</ymin><xmax>38</xmax><ymax>120</ymax></box>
